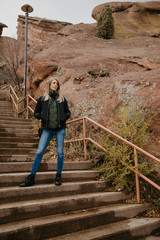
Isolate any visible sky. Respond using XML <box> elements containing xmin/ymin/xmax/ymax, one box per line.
<box><xmin>0</xmin><ymin>0</ymin><xmax>158</xmax><ymax>38</ymax></box>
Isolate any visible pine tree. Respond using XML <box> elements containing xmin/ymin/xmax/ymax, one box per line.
<box><xmin>97</xmin><ymin>5</ymin><xmax>114</xmax><ymax>39</ymax></box>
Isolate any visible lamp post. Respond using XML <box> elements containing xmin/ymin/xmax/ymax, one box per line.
<box><xmin>21</xmin><ymin>4</ymin><xmax>33</xmax><ymax>110</ymax></box>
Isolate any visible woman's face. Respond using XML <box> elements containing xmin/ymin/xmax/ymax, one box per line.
<box><xmin>50</xmin><ymin>79</ymin><xmax>58</xmax><ymax>91</ymax></box>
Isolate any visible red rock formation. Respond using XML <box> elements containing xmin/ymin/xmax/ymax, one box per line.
<box><xmin>0</xmin><ymin>36</ymin><xmax>20</xmax><ymax>85</ymax></box>
<box><xmin>17</xmin><ymin>15</ymin><xmax>72</xmax><ymax>45</ymax></box>
<box><xmin>0</xmin><ymin>22</ymin><xmax>7</xmax><ymax>37</ymax></box>
<box><xmin>92</xmin><ymin>1</ymin><xmax>160</xmax><ymax>38</ymax></box>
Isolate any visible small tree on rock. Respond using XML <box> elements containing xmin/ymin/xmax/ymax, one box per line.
<box><xmin>97</xmin><ymin>5</ymin><xmax>114</xmax><ymax>39</ymax></box>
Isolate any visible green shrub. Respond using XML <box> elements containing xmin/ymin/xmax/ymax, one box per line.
<box><xmin>97</xmin><ymin>101</ymin><xmax>157</xmax><ymax>194</ymax></box>
<box><xmin>97</xmin><ymin>5</ymin><xmax>114</xmax><ymax>39</ymax></box>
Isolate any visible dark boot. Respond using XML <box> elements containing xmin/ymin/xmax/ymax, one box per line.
<box><xmin>55</xmin><ymin>174</ymin><xmax>62</xmax><ymax>186</ymax></box>
<box><xmin>20</xmin><ymin>174</ymin><xmax>35</xmax><ymax>187</ymax></box>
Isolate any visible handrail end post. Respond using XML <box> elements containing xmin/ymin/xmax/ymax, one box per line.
<box><xmin>83</xmin><ymin>118</ymin><xmax>87</xmax><ymax>160</ymax></box>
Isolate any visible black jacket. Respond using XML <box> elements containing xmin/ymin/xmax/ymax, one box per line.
<box><xmin>34</xmin><ymin>95</ymin><xmax>71</xmax><ymax>129</ymax></box>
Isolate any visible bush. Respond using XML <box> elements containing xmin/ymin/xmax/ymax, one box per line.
<box><xmin>97</xmin><ymin>101</ymin><xmax>157</xmax><ymax>194</ymax></box>
<box><xmin>97</xmin><ymin>5</ymin><xmax>114</xmax><ymax>39</ymax></box>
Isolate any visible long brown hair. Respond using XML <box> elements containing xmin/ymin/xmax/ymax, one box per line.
<box><xmin>44</xmin><ymin>77</ymin><xmax>64</xmax><ymax>102</ymax></box>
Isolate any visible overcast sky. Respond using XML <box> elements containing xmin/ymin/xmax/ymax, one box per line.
<box><xmin>0</xmin><ymin>0</ymin><xmax>157</xmax><ymax>38</ymax></box>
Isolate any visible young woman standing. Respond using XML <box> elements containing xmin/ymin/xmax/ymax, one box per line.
<box><xmin>20</xmin><ymin>77</ymin><xmax>71</xmax><ymax>187</ymax></box>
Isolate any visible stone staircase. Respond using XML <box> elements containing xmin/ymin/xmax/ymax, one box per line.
<box><xmin>0</xmin><ymin>90</ymin><xmax>160</xmax><ymax>240</ymax></box>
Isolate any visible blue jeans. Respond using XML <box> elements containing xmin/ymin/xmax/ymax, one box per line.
<box><xmin>31</xmin><ymin>129</ymin><xmax>66</xmax><ymax>175</ymax></box>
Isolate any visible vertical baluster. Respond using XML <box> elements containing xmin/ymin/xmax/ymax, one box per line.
<box><xmin>134</xmin><ymin>147</ymin><xmax>140</xmax><ymax>203</ymax></box>
<box><xmin>83</xmin><ymin>118</ymin><xmax>87</xmax><ymax>160</ymax></box>
<box><xmin>26</xmin><ymin>95</ymin><xmax>29</xmax><ymax>119</ymax></box>
<box><xmin>9</xmin><ymin>86</ymin><xmax>11</xmax><ymax>101</ymax></box>
<box><xmin>17</xmin><ymin>99</ymin><xmax>19</xmax><ymax>118</ymax></box>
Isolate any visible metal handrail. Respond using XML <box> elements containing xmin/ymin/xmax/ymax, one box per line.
<box><xmin>8</xmin><ymin>85</ymin><xmax>36</xmax><ymax>118</ymax></box>
<box><xmin>85</xmin><ymin>117</ymin><xmax>160</xmax><ymax>165</ymax></box>
<box><xmin>9</xmin><ymin>85</ymin><xmax>19</xmax><ymax>115</ymax></box>
<box><xmin>66</xmin><ymin>116</ymin><xmax>160</xmax><ymax>203</ymax></box>
<box><xmin>9</xmin><ymin>85</ymin><xmax>19</xmax><ymax>101</ymax></box>
<box><xmin>17</xmin><ymin>94</ymin><xmax>36</xmax><ymax>118</ymax></box>
<box><xmin>8</xmin><ymin>85</ymin><xmax>160</xmax><ymax>203</ymax></box>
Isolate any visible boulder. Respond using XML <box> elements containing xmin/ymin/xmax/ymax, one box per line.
<box><xmin>92</xmin><ymin>1</ymin><xmax>160</xmax><ymax>38</ymax></box>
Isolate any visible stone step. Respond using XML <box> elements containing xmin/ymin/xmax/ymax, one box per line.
<box><xmin>0</xmin><ymin>100</ymin><xmax>12</xmax><ymax>105</ymax></box>
<box><xmin>0</xmin><ymin>121</ymin><xmax>33</xmax><ymax>128</ymax></box>
<box><xmin>0</xmin><ymin>102</ymin><xmax>12</xmax><ymax>106</ymax></box>
<box><xmin>0</xmin><ymin>100</ymin><xmax>11</xmax><ymax>103</ymax></box>
<box><xmin>0</xmin><ymin>132</ymin><xmax>37</xmax><ymax>137</ymax></box>
<box><xmin>0</xmin><ymin>128</ymin><xmax>33</xmax><ymax>134</ymax></box>
<box><xmin>0</xmin><ymin>205</ymin><xmax>154</xmax><ymax>240</ymax></box>
<box><xmin>0</xmin><ymin>136</ymin><xmax>38</xmax><ymax>143</ymax></box>
<box><xmin>0</xmin><ymin>126</ymin><xmax>33</xmax><ymax>132</ymax></box>
<box><xmin>0</xmin><ymin>147</ymin><xmax>37</xmax><ymax>155</ymax></box>
<box><xmin>0</xmin><ymin>109</ymin><xmax>14</xmax><ymax>113</ymax></box>
<box><xmin>0</xmin><ymin>154</ymin><xmax>36</xmax><ymax>162</ymax></box>
<box><xmin>0</xmin><ymin>101</ymin><xmax>12</xmax><ymax>106</ymax></box>
<box><xmin>52</xmin><ymin>218</ymin><xmax>160</xmax><ymax>240</ymax></box>
<box><xmin>0</xmin><ymin>142</ymin><xmax>38</xmax><ymax>149</ymax></box>
<box><xmin>0</xmin><ymin>116</ymin><xmax>32</xmax><ymax>122</ymax></box>
<box><xmin>0</xmin><ymin>170</ymin><xmax>98</xmax><ymax>187</ymax></box>
<box><xmin>0</xmin><ymin>119</ymin><xmax>34</xmax><ymax>125</ymax></box>
<box><xmin>0</xmin><ymin>154</ymin><xmax>51</xmax><ymax>162</ymax></box>
<box><xmin>0</xmin><ymin>180</ymin><xmax>107</xmax><ymax>204</ymax></box>
<box><xmin>0</xmin><ymin>112</ymin><xmax>15</xmax><ymax>117</ymax></box>
<box><xmin>0</xmin><ymin>192</ymin><xmax>134</xmax><ymax>225</ymax></box>
<box><xmin>0</xmin><ymin>90</ymin><xmax>8</xmax><ymax>100</ymax></box>
<box><xmin>0</xmin><ymin>161</ymin><xmax>92</xmax><ymax>173</ymax></box>
<box><xmin>0</xmin><ymin>109</ymin><xmax>14</xmax><ymax>116</ymax></box>
<box><xmin>0</xmin><ymin>132</ymin><xmax>38</xmax><ymax>139</ymax></box>
<box><xmin>0</xmin><ymin>108</ymin><xmax>13</xmax><ymax>112</ymax></box>
<box><xmin>0</xmin><ymin>101</ymin><xmax>12</xmax><ymax>105</ymax></box>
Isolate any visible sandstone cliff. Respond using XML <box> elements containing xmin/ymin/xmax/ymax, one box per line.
<box><xmin>17</xmin><ymin>15</ymin><xmax>72</xmax><ymax>45</ymax></box>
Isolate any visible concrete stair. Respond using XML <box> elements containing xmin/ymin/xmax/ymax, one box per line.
<box><xmin>50</xmin><ymin>218</ymin><xmax>160</xmax><ymax>240</ymax></box>
<box><xmin>0</xmin><ymin>95</ymin><xmax>39</xmax><ymax>162</ymax></box>
<box><xmin>0</xmin><ymin>90</ymin><xmax>160</xmax><ymax>240</ymax></box>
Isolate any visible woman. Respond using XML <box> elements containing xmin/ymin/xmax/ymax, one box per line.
<box><xmin>20</xmin><ymin>77</ymin><xmax>71</xmax><ymax>187</ymax></box>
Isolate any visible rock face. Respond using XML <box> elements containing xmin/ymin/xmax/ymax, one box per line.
<box><xmin>0</xmin><ymin>22</ymin><xmax>8</xmax><ymax>37</ymax></box>
<box><xmin>92</xmin><ymin>1</ymin><xmax>160</xmax><ymax>38</ymax></box>
<box><xmin>1</xmin><ymin>2</ymin><xmax>160</xmax><ymax>157</ymax></box>
<box><xmin>17</xmin><ymin>15</ymin><xmax>72</xmax><ymax>45</ymax></box>
<box><xmin>0</xmin><ymin>37</ymin><xmax>19</xmax><ymax>85</ymax></box>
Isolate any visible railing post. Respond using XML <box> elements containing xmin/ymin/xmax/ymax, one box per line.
<box><xmin>83</xmin><ymin>117</ymin><xmax>87</xmax><ymax>160</ymax></box>
<box><xmin>26</xmin><ymin>95</ymin><xmax>29</xmax><ymax>119</ymax></box>
<box><xmin>134</xmin><ymin>147</ymin><xmax>140</xmax><ymax>203</ymax></box>
<box><xmin>12</xmin><ymin>95</ymin><xmax>15</xmax><ymax>111</ymax></box>
<box><xmin>17</xmin><ymin>100</ymin><xmax>19</xmax><ymax>118</ymax></box>
<box><xmin>9</xmin><ymin>86</ymin><xmax>11</xmax><ymax>101</ymax></box>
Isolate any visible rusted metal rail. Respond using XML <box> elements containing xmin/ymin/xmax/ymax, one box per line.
<box><xmin>9</xmin><ymin>85</ymin><xmax>36</xmax><ymax>118</ymax></box>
